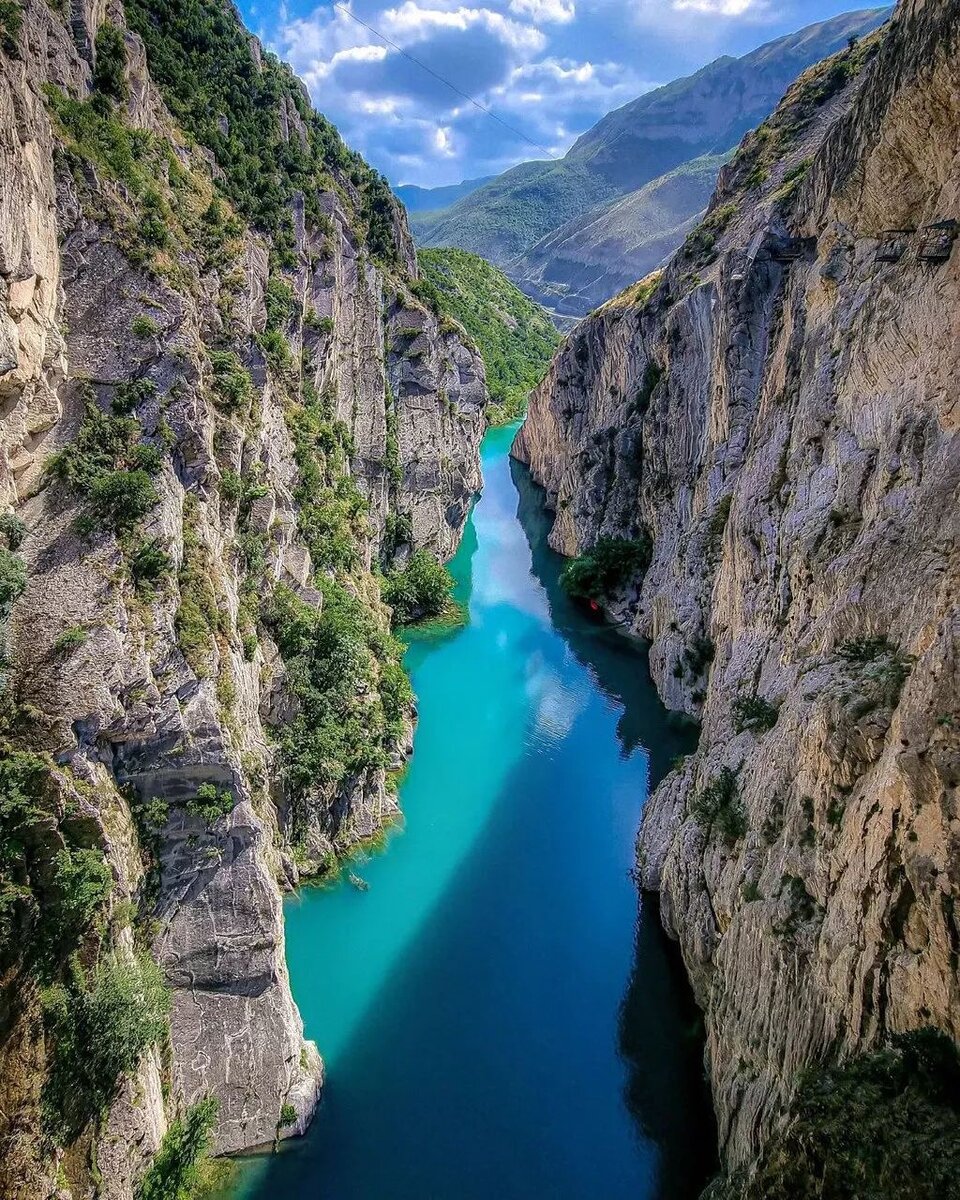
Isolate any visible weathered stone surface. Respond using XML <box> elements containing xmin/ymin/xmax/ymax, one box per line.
<box><xmin>0</xmin><ymin>0</ymin><xmax>486</xmax><ymax>1194</ymax></box>
<box><xmin>516</xmin><ymin>0</ymin><xmax>960</xmax><ymax>1181</ymax></box>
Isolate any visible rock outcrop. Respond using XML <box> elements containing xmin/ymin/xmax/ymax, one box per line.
<box><xmin>0</xmin><ymin>0</ymin><xmax>485</xmax><ymax>1194</ymax></box>
<box><xmin>515</xmin><ymin>0</ymin><xmax>959</xmax><ymax>1186</ymax></box>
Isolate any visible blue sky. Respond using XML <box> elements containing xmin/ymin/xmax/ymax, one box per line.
<box><xmin>239</xmin><ymin>0</ymin><xmax>880</xmax><ymax>187</ymax></box>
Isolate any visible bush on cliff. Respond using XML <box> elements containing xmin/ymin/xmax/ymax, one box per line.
<box><xmin>560</xmin><ymin>534</ymin><xmax>652</xmax><ymax>604</ymax></box>
<box><xmin>708</xmin><ymin>1030</ymin><xmax>960</xmax><ymax>1200</ymax></box>
<box><xmin>381</xmin><ymin>550</ymin><xmax>454</xmax><ymax>625</ymax></box>
<box><xmin>137</xmin><ymin>1096</ymin><xmax>223</xmax><ymax>1200</ymax></box>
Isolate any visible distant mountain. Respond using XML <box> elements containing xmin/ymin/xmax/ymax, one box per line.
<box><xmin>514</xmin><ymin>153</ymin><xmax>728</xmax><ymax>319</ymax></box>
<box><xmin>395</xmin><ymin>175</ymin><xmax>494</xmax><ymax>213</ymax></box>
<box><xmin>413</xmin><ymin>8</ymin><xmax>890</xmax><ymax>319</ymax></box>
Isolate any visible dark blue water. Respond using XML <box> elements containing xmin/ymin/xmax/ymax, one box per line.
<box><xmin>235</xmin><ymin>424</ymin><xmax>714</xmax><ymax>1199</ymax></box>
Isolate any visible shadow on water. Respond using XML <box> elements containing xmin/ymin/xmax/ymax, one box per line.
<box><xmin>233</xmin><ymin>425</ymin><xmax>716</xmax><ymax>1200</ymax></box>
<box><xmin>510</xmin><ymin>452</ymin><xmax>717</xmax><ymax>1195</ymax></box>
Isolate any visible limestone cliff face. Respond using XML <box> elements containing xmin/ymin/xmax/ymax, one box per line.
<box><xmin>516</xmin><ymin>0</ymin><xmax>959</xmax><ymax>1181</ymax></box>
<box><xmin>0</xmin><ymin>0</ymin><xmax>484</xmax><ymax>1194</ymax></box>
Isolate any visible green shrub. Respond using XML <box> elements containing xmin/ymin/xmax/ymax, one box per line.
<box><xmin>185</xmin><ymin>782</ymin><xmax>234</xmax><ymax>823</ymax></box>
<box><xmin>264</xmin><ymin>275</ymin><xmax>296</xmax><ymax>330</ymax></box>
<box><xmin>129</xmin><ymin>537</ymin><xmax>172</xmax><ymax>593</ymax></box>
<box><xmin>682</xmin><ymin>634</ymin><xmax>715</xmax><ymax>680</ymax></box>
<box><xmin>691</xmin><ymin>767</ymin><xmax>746</xmax><ymax>843</ymax></box>
<box><xmin>93</xmin><ymin>23</ymin><xmax>128</xmax><ymax>102</ymax></box>
<box><xmin>0</xmin><ymin>511</ymin><xmax>27</xmax><ymax>550</ymax></box>
<box><xmin>219</xmin><ymin>468</ymin><xmax>244</xmax><ymax>502</ymax></box>
<box><xmin>85</xmin><ymin>469</ymin><xmax>159</xmax><ymax>532</ymax></box>
<box><xmin>257</xmin><ymin>328</ymin><xmax>291</xmax><ymax>371</ymax></box>
<box><xmin>0</xmin><ymin>752</ymin><xmax>112</xmax><ymax>972</ymax></box>
<box><xmin>137</xmin><ymin>1096</ymin><xmax>220</xmax><ymax>1200</ymax></box>
<box><xmin>112</xmin><ymin>379</ymin><xmax>158</xmax><ymax>416</ymax></box>
<box><xmin>381</xmin><ymin>550</ymin><xmax>454</xmax><ymax>625</ymax></box>
<box><xmin>53</xmin><ymin>626</ymin><xmax>87</xmax><ymax>655</ymax></box>
<box><xmin>175</xmin><ymin>496</ymin><xmax>222</xmax><ymax>676</ymax></box>
<box><xmin>0</xmin><ymin>0</ymin><xmax>22</xmax><ymax>56</ymax></box>
<box><xmin>278</xmin><ymin>1101</ymin><xmax>297</xmax><ymax>1127</ymax></box>
<box><xmin>209</xmin><ymin>350</ymin><xmax>254</xmax><ymax>412</ymax></box>
<box><xmin>132</xmin><ymin>314</ymin><xmax>160</xmax><ymax>338</ymax></box>
<box><xmin>732</xmin><ymin>694</ymin><xmax>778</xmax><ymax>734</ymax></box>
<box><xmin>560</xmin><ymin>534</ymin><xmax>652</xmax><ymax>603</ymax></box>
<box><xmin>42</xmin><ymin>952</ymin><xmax>170</xmax><ymax>1143</ymax></box>
<box><xmin>0</xmin><ymin>547</ymin><xmax>27</xmax><ymax>613</ymax></box>
<box><xmin>837</xmin><ymin>635</ymin><xmax>913</xmax><ymax>709</ymax></box>
<box><xmin>722</xmin><ymin>1030</ymin><xmax>960</xmax><ymax>1199</ymax></box>
<box><xmin>304</xmin><ymin>310</ymin><xmax>334</xmax><ymax>335</ymax></box>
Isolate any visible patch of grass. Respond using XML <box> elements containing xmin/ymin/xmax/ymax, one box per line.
<box><xmin>137</xmin><ymin>1095</ymin><xmax>220</xmax><ymax>1200</ymax></box>
<box><xmin>129</xmin><ymin>537</ymin><xmax>172</xmax><ymax>594</ymax></box>
<box><xmin>0</xmin><ymin>0</ymin><xmax>22</xmax><ymax>57</ymax></box>
<box><xmin>560</xmin><ymin>534</ymin><xmax>652</xmax><ymax>604</ymax></box>
<box><xmin>0</xmin><ymin>511</ymin><xmax>27</xmax><ymax>550</ymax></box>
<box><xmin>53</xmin><ymin>626</ymin><xmax>87</xmax><ymax>655</ymax></box>
<box><xmin>132</xmin><ymin>314</ymin><xmax>160</xmax><ymax>338</ymax></box>
<box><xmin>209</xmin><ymin>350</ymin><xmax>255</xmax><ymax>413</ymax></box>
<box><xmin>175</xmin><ymin>496</ymin><xmax>223</xmax><ymax>677</ymax></box>
<box><xmin>278</xmin><ymin>1102</ymin><xmax>297</xmax><ymax>1128</ymax></box>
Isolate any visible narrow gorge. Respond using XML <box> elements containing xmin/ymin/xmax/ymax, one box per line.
<box><xmin>3</xmin><ymin>0</ymin><xmax>960</xmax><ymax>1196</ymax></box>
<box><xmin>516</xmin><ymin>0</ymin><xmax>960</xmax><ymax>1191</ymax></box>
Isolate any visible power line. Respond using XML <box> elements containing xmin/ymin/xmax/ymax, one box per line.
<box><xmin>333</xmin><ymin>3</ymin><xmax>560</xmax><ymax>160</ymax></box>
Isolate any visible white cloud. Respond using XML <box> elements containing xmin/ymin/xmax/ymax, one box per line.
<box><xmin>672</xmin><ymin>0</ymin><xmax>764</xmax><ymax>14</ymax></box>
<box><xmin>433</xmin><ymin>125</ymin><xmax>456</xmax><ymax>155</ymax></box>
<box><xmin>508</xmin><ymin>0</ymin><xmax>575</xmax><ymax>23</ymax></box>
<box><xmin>381</xmin><ymin>2</ymin><xmax>545</xmax><ymax>52</ymax></box>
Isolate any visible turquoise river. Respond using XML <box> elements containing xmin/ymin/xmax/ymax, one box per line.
<box><xmin>234</xmin><ymin>422</ymin><xmax>715</xmax><ymax>1199</ymax></box>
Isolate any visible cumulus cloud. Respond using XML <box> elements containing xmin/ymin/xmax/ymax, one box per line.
<box><xmin>672</xmin><ymin>0</ymin><xmax>765</xmax><ymax>14</ymax></box>
<box><xmin>508</xmin><ymin>0</ymin><xmax>575</xmax><ymax>23</ymax></box>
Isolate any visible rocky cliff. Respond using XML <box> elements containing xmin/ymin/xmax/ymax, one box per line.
<box><xmin>0</xmin><ymin>0</ymin><xmax>485</xmax><ymax>1194</ymax></box>
<box><xmin>515</xmin><ymin>0</ymin><xmax>960</xmax><ymax>1189</ymax></box>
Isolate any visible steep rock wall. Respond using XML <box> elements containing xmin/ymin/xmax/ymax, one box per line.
<box><xmin>0</xmin><ymin>0</ymin><xmax>485</xmax><ymax>1194</ymax></box>
<box><xmin>516</xmin><ymin>0</ymin><xmax>959</xmax><ymax>1181</ymax></box>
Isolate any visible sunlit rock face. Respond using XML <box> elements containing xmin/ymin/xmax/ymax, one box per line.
<box><xmin>0</xmin><ymin>0</ymin><xmax>485</xmax><ymax>1193</ymax></box>
<box><xmin>516</xmin><ymin>0</ymin><xmax>960</xmax><ymax>1177</ymax></box>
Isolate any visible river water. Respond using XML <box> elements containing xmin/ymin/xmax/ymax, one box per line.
<box><xmin>233</xmin><ymin>422</ymin><xmax>714</xmax><ymax>1200</ymax></box>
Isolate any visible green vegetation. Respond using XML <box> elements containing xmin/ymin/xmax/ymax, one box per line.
<box><xmin>130</xmin><ymin>537</ymin><xmax>173</xmax><ymax>594</ymax></box>
<box><xmin>732</xmin><ymin>695</ymin><xmax>779</xmax><ymax>734</ymax></box>
<box><xmin>132</xmin><ymin>313</ymin><xmax>160</xmax><ymax>338</ymax></box>
<box><xmin>185</xmin><ymin>782</ymin><xmax>235</xmax><ymax>823</ymax></box>
<box><xmin>278</xmin><ymin>1102</ymin><xmax>297</xmax><ymax>1128</ymax></box>
<box><xmin>0</xmin><ymin>0</ymin><xmax>22</xmax><ymax>57</ymax></box>
<box><xmin>680</xmin><ymin>202</ymin><xmax>737</xmax><ymax>266</ymax></box>
<box><xmin>137</xmin><ymin>1096</ymin><xmax>221</xmax><ymax>1200</ymax></box>
<box><xmin>263</xmin><ymin>582</ymin><xmax>412</xmax><ymax>832</ymax></box>
<box><xmin>733</xmin><ymin>32</ymin><xmax>884</xmax><ymax>197</ymax></box>
<box><xmin>0</xmin><ymin>511</ymin><xmax>27</xmax><ymax>550</ymax></box>
<box><xmin>560</xmin><ymin>534</ymin><xmax>652</xmax><ymax>604</ymax></box>
<box><xmin>708</xmin><ymin>1030</ymin><xmax>960</xmax><ymax>1199</ymax></box>
<box><xmin>175</xmin><ymin>495</ymin><xmax>224</xmax><ymax>677</ymax></box>
<box><xmin>0</xmin><ymin>546</ymin><xmax>27</xmax><ymax>613</ymax></box>
<box><xmin>209</xmin><ymin>350</ymin><xmax>255</xmax><ymax>414</ymax></box>
<box><xmin>381</xmin><ymin>550</ymin><xmax>455</xmax><ymax>625</ymax></box>
<box><xmin>124</xmin><ymin>0</ymin><xmax>400</xmax><ymax>261</ymax></box>
<box><xmin>0</xmin><ymin>751</ymin><xmax>113</xmax><ymax>972</ymax></box>
<box><xmin>415</xmin><ymin>248</ymin><xmax>559</xmax><ymax>424</ymax></box>
<box><xmin>53</xmin><ymin>626</ymin><xmax>87</xmax><ymax>655</ymax></box>
<box><xmin>45</xmin><ymin>389</ymin><xmax>163</xmax><ymax>534</ymax></box>
<box><xmin>42</xmin><ymin>952</ymin><xmax>169</xmax><ymax>1143</ymax></box>
<box><xmin>691</xmin><ymin>767</ymin><xmax>746</xmax><ymax>844</ymax></box>
<box><xmin>93</xmin><ymin>23</ymin><xmax>128</xmax><ymax>103</ymax></box>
